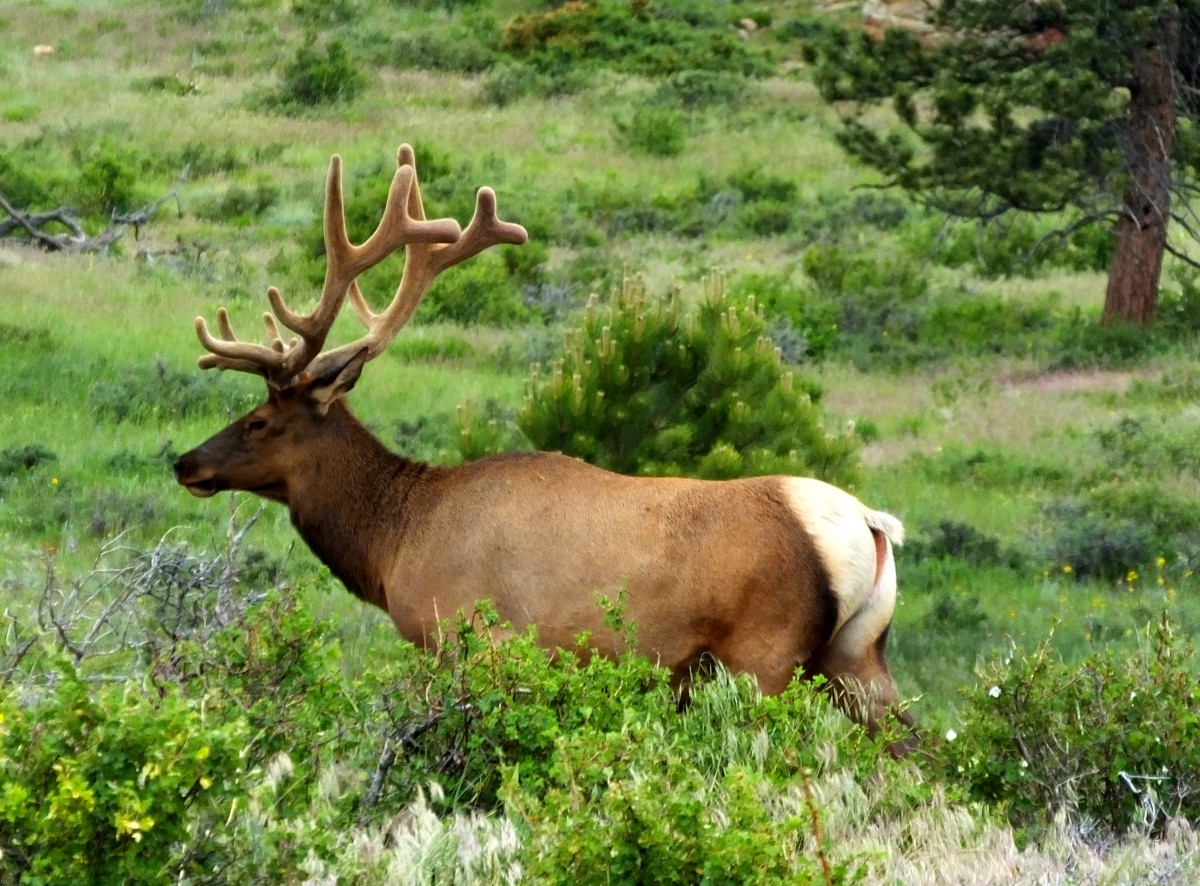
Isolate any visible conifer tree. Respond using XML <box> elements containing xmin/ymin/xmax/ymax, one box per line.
<box><xmin>514</xmin><ymin>273</ymin><xmax>860</xmax><ymax>485</ymax></box>
<box><xmin>810</xmin><ymin>1</ymin><xmax>1200</xmax><ymax>325</ymax></box>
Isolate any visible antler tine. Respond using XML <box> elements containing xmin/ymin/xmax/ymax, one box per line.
<box><xmin>192</xmin><ymin>147</ymin><xmax>463</xmax><ymax>387</ymax></box>
<box><xmin>308</xmin><ymin>185</ymin><xmax>527</xmax><ymax>378</ymax></box>
<box><xmin>195</xmin><ymin>310</ymin><xmax>287</xmax><ymax>378</ymax></box>
<box><xmin>397</xmin><ymin>144</ymin><xmax>428</xmax><ymax>222</ymax></box>
<box><xmin>430</xmin><ymin>187</ymin><xmax>528</xmax><ymax>274</ymax></box>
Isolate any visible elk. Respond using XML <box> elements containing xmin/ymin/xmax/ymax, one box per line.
<box><xmin>174</xmin><ymin>144</ymin><xmax>918</xmax><ymax>755</ymax></box>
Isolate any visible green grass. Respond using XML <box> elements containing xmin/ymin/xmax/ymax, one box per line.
<box><xmin>4</xmin><ymin>4</ymin><xmax>1200</xmax><ymax>863</ymax></box>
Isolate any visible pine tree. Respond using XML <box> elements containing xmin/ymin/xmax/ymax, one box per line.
<box><xmin>810</xmin><ymin>1</ymin><xmax>1200</xmax><ymax>325</ymax></box>
<box><xmin>514</xmin><ymin>273</ymin><xmax>860</xmax><ymax>485</ymax></box>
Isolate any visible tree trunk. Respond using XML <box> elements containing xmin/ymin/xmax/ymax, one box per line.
<box><xmin>1103</xmin><ymin>6</ymin><xmax>1180</xmax><ymax>326</ymax></box>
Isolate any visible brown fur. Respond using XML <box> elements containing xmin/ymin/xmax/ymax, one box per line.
<box><xmin>175</xmin><ymin>364</ymin><xmax>918</xmax><ymax>754</ymax></box>
<box><xmin>177</xmin><ymin>145</ymin><xmax>916</xmax><ymax>753</ymax></box>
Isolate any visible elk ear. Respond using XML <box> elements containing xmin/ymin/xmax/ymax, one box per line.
<box><xmin>307</xmin><ymin>347</ymin><xmax>369</xmax><ymax>415</ymax></box>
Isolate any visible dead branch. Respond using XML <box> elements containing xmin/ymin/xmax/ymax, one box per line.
<box><xmin>0</xmin><ymin>167</ymin><xmax>187</xmax><ymax>254</ymax></box>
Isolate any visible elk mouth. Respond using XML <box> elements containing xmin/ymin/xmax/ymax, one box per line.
<box><xmin>173</xmin><ymin>456</ymin><xmax>223</xmax><ymax>498</ymax></box>
<box><xmin>182</xmin><ymin>479</ymin><xmax>221</xmax><ymax>498</ymax></box>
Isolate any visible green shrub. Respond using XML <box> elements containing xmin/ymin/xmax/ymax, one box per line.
<box><xmin>0</xmin><ymin>665</ymin><xmax>247</xmax><ymax>884</ymax></box>
<box><xmin>930</xmin><ymin>215</ymin><xmax>1111</xmax><ymax>278</ymax></box>
<box><xmin>500</xmin><ymin>1</ymin><xmax>773</xmax><ymax>78</ymax></box>
<box><xmin>392</xmin><ymin>26</ymin><xmax>498</xmax><ymax>74</ymax></box>
<box><xmin>655</xmin><ymin>68</ymin><xmax>749</xmax><ymax>109</ymax></box>
<box><xmin>0</xmin><ymin>444</ymin><xmax>56</xmax><ymax>478</ymax></box>
<box><xmin>1044</xmin><ymin>479</ymin><xmax>1200</xmax><ymax>580</ymax></box>
<box><xmin>1038</xmin><ymin>415</ymin><xmax>1200</xmax><ymax>579</ymax></box>
<box><xmin>136</xmin><ymin>72</ymin><xmax>200</xmax><ymax>96</ymax></box>
<box><xmin>734</xmin><ymin>199</ymin><xmax>794</xmax><ymax>236</ymax></box>
<box><xmin>907</xmin><ymin>445</ymin><xmax>1073</xmax><ymax>493</ymax></box>
<box><xmin>457</xmin><ymin>397</ymin><xmax>529</xmax><ymax>461</ymax></box>
<box><xmin>415</xmin><ymin>252</ymin><xmax>536</xmax><ymax>327</ymax></box>
<box><xmin>510</xmin><ymin>668</ymin><xmax>891</xmax><ymax>884</ymax></box>
<box><xmin>274</xmin><ymin>36</ymin><xmax>368</xmax><ymax>109</ymax></box>
<box><xmin>1094</xmin><ymin>414</ymin><xmax>1200</xmax><ymax>480</ymax></box>
<box><xmin>89</xmin><ymin>358</ymin><xmax>260</xmax><ymax>424</ymax></box>
<box><xmin>1156</xmin><ymin>268</ymin><xmax>1200</xmax><ymax>340</ymax></box>
<box><xmin>0</xmin><ymin>150</ymin><xmax>55</xmax><ymax>214</ymax></box>
<box><xmin>76</xmin><ymin>144</ymin><xmax>144</xmax><ymax>215</ymax></box>
<box><xmin>614</xmin><ymin>104</ymin><xmax>688</xmax><ymax>157</ymax></box>
<box><xmin>941</xmin><ymin>617</ymin><xmax>1200</xmax><ymax>840</ymax></box>
<box><xmin>726</xmin><ymin>166</ymin><xmax>799</xmax><ymax>204</ymax></box>
<box><xmin>369</xmin><ymin>604</ymin><xmax>669</xmax><ymax>809</ymax></box>
<box><xmin>171</xmin><ymin>140</ymin><xmax>246</xmax><ymax>176</ymax></box>
<box><xmin>907</xmin><ymin>519</ymin><xmax>1014</xmax><ymax>569</ymax></box>
<box><xmin>292</xmin><ymin>0</ymin><xmax>359</xmax><ymax>26</ymax></box>
<box><xmin>480</xmin><ymin>62</ymin><xmax>545</xmax><ymax>107</ymax></box>
<box><xmin>728</xmin><ymin>271</ymin><xmax>839</xmax><ymax>362</ymax></box>
<box><xmin>1046</xmin><ymin>311</ymin><xmax>1155</xmax><ymax>370</ymax></box>
<box><xmin>517</xmin><ymin>742</ymin><xmax>830</xmax><ymax>884</ymax></box>
<box><xmin>516</xmin><ymin>273</ymin><xmax>860</xmax><ymax>484</ymax></box>
<box><xmin>193</xmin><ymin>178</ymin><xmax>280</xmax><ymax>223</ymax></box>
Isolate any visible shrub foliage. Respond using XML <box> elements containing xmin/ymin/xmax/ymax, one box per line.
<box><xmin>515</xmin><ymin>273</ymin><xmax>861</xmax><ymax>484</ymax></box>
<box><xmin>942</xmin><ymin>616</ymin><xmax>1200</xmax><ymax>841</ymax></box>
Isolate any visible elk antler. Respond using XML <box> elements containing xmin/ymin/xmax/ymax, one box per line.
<box><xmin>193</xmin><ymin>144</ymin><xmax>527</xmax><ymax>387</ymax></box>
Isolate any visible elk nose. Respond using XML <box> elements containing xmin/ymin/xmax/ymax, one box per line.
<box><xmin>172</xmin><ymin>454</ymin><xmax>191</xmax><ymax>481</ymax></box>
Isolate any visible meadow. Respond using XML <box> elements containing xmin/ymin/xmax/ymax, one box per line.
<box><xmin>2</xmin><ymin>0</ymin><xmax>1199</xmax><ymax>881</ymax></box>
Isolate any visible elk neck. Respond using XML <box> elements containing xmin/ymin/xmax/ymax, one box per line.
<box><xmin>284</xmin><ymin>400</ymin><xmax>435</xmax><ymax>611</ymax></box>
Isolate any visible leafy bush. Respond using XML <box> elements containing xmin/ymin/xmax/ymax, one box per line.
<box><xmin>89</xmin><ymin>358</ymin><xmax>260</xmax><ymax>424</ymax></box>
<box><xmin>0</xmin><ymin>150</ymin><xmax>55</xmax><ymax>214</ymax></box>
<box><xmin>517</xmin><ymin>730</ymin><xmax>836</xmax><ymax>884</ymax></box>
<box><xmin>136</xmin><ymin>72</ymin><xmax>201</xmax><ymax>96</ymax></box>
<box><xmin>273</xmin><ymin>36</ymin><xmax>368</xmax><ymax>109</ymax></box>
<box><xmin>0</xmin><ymin>666</ymin><xmax>247</xmax><ymax>884</ymax></box>
<box><xmin>1155</xmin><ymin>268</ymin><xmax>1200</xmax><ymax>340</ymax></box>
<box><xmin>392</xmin><ymin>24</ymin><xmax>498</xmax><ymax>74</ymax></box>
<box><xmin>480</xmin><ymin>62</ymin><xmax>549</xmax><ymax>107</ymax></box>
<box><xmin>511</xmin><ymin>667</ymin><xmax>892</xmax><ymax>884</ymax></box>
<box><xmin>516</xmin><ymin>273</ymin><xmax>860</xmax><ymax>484</ymax></box>
<box><xmin>613</xmin><ymin>104</ymin><xmax>688</xmax><ymax>157</ymax></box>
<box><xmin>292</xmin><ymin>0</ymin><xmax>360</xmax><ymax>26</ymax></box>
<box><xmin>907</xmin><ymin>445</ymin><xmax>1073</xmax><ymax>494</ymax></box>
<box><xmin>416</xmin><ymin>252</ymin><xmax>536</xmax><ymax>327</ymax></box>
<box><xmin>500</xmin><ymin>1</ymin><xmax>773</xmax><ymax>78</ymax></box>
<box><xmin>1046</xmin><ymin>312</ymin><xmax>1157</xmax><ymax>370</ymax></box>
<box><xmin>930</xmin><ymin>215</ymin><xmax>1112</xmax><ymax>278</ymax></box>
<box><xmin>941</xmin><ymin>617</ymin><xmax>1200</xmax><ymax>840</ymax></box>
<box><xmin>76</xmin><ymin>143</ymin><xmax>144</xmax><ymax>215</ymax></box>
<box><xmin>0</xmin><ymin>532</ymin><xmax>379</xmax><ymax>882</ymax></box>
<box><xmin>1044</xmin><ymin>482</ymin><xmax>1200</xmax><ymax>581</ymax></box>
<box><xmin>1037</xmin><ymin>415</ymin><xmax>1200</xmax><ymax>579</ymax></box>
<box><xmin>728</xmin><ymin>271</ymin><xmax>839</xmax><ymax>362</ymax></box>
<box><xmin>0</xmin><ymin>444</ymin><xmax>56</xmax><ymax>478</ymax></box>
<box><xmin>654</xmin><ymin>68</ymin><xmax>750</xmax><ymax>110</ymax></box>
<box><xmin>193</xmin><ymin>178</ymin><xmax>280</xmax><ymax>223</ymax></box>
<box><xmin>907</xmin><ymin>519</ymin><xmax>1015</xmax><ymax>569</ymax></box>
<box><xmin>456</xmin><ymin>397</ymin><xmax>529</xmax><ymax>461</ymax></box>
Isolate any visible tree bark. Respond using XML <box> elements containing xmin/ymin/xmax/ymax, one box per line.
<box><xmin>1103</xmin><ymin>5</ymin><xmax>1180</xmax><ymax>326</ymax></box>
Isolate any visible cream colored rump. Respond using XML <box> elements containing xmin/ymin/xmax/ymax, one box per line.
<box><xmin>780</xmin><ymin>477</ymin><xmax>901</xmax><ymax>635</ymax></box>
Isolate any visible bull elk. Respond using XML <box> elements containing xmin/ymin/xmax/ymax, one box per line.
<box><xmin>174</xmin><ymin>144</ymin><xmax>918</xmax><ymax>755</ymax></box>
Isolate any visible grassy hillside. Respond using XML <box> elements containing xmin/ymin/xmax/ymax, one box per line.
<box><xmin>2</xmin><ymin>1</ymin><xmax>1199</xmax><ymax>880</ymax></box>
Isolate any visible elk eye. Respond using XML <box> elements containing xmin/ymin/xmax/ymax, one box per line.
<box><xmin>247</xmin><ymin>418</ymin><xmax>268</xmax><ymax>433</ymax></box>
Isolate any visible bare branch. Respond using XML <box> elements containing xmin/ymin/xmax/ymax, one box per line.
<box><xmin>1164</xmin><ymin>239</ymin><xmax>1200</xmax><ymax>270</ymax></box>
<box><xmin>0</xmin><ymin>168</ymin><xmax>187</xmax><ymax>253</ymax></box>
<box><xmin>1026</xmin><ymin>208</ymin><xmax>1120</xmax><ymax>261</ymax></box>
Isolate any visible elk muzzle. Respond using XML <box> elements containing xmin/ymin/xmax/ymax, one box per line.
<box><xmin>173</xmin><ymin>450</ymin><xmax>222</xmax><ymax>498</ymax></box>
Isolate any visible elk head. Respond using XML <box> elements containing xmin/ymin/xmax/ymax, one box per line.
<box><xmin>173</xmin><ymin>145</ymin><xmax>527</xmax><ymax>500</ymax></box>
